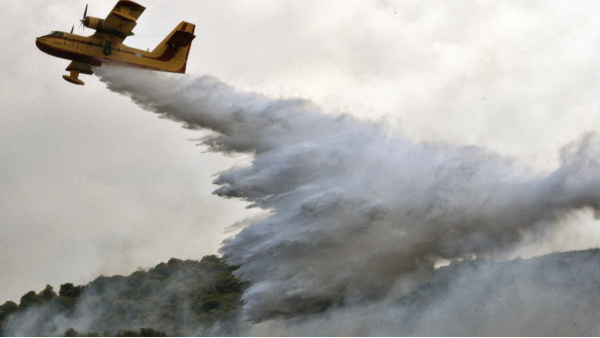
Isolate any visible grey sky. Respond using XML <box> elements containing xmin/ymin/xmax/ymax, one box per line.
<box><xmin>2</xmin><ymin>0</ymin><xmax>600</xmax><ymax>304</ymax></box>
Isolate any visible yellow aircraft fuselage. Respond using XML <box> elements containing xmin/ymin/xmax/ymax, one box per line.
<box><xmin>36</xmin><ymin>1</ymin><xmax>195</xmax><ymax>85</ymax></box>
<box><xmin>36</xmin><ymin>21</ymin><xmax>195</xmax><ymax>75</ymax></box>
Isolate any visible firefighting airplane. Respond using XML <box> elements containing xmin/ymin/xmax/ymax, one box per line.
<box><xmin>35</xmin><ymin>1</ymin><xmax>195</xmax><ymax>85</ymax></box>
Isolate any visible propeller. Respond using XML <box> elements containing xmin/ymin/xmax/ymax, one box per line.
<box><xmin>78</xmin><ymin>4</ymin><xmax>88</xmax><ymax>31</ymax></box>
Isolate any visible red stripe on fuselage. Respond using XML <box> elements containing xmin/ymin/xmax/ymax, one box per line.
<box><xmin>37</xmin><ymin>36</ymin><xmax>185</xmax><ymax>73</ymax></box>
<box><xmin>38</xmin><ymin>33</ymin><xmax>183</xmax><ymax>63</ymax></box>
<box><xmin>36</xmin><ymin>40</ymin><xmax>94</xmax><ymax>64</ymax></box>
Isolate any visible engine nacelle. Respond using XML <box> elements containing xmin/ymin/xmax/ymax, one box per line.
<box><xmin>83</xmin><ymin>16</ymin><xmax>104</xmax><ymax>31</ymax></box>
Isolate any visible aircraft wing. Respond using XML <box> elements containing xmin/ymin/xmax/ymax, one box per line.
<box><xmin>94</xmin><ymin>0</ymin><xmax>146</xmax><ymax>43</ymax></box>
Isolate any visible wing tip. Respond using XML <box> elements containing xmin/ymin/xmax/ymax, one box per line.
<box><xmin>117</xmin><ymin>0</ymin><xmax>146</xmax><ymax>12</ymax></box>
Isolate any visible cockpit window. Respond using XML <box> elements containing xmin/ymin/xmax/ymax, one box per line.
<box><xmin>49</xmin><ymin>31</ymin><xmax>64</xmax><ymax>37</ymax></box>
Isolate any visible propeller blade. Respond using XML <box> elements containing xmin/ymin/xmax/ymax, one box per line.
<box><xmin>80</xmin><ymin>4</ymin><xmax>88</xmax><ymax>32</ymax></box>
<box><xmin>70</xmin><ymin>25</ymin><xmax>74</xmax><ymax>34</ymax></box>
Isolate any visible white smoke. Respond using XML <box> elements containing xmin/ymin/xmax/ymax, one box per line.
<box><xmin>96</xmin><ymin>67</ymin><xmax>600</xmax><ymax>323</ymax></box>
<box><xmin>249</xmin><ymin>250</ymin><xmax>600</xmax><ymax>336</ymax></box>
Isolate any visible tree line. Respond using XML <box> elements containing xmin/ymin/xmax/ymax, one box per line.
<box><xmin>0</xmin><ymin>255</ymin><xmax>244</xmax><ymax>336</ymax></box>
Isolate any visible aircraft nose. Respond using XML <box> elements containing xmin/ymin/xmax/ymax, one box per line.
<box><xmin>35</xmin><ymin>37</ymin><xmax>50</xmax><ymax>53</ymax></box>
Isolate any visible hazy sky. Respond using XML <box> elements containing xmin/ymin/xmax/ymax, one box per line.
<box><xmin>2</xmin><ymin>0</ymin><xmax>600</xmax><ymax>304</ymax></box>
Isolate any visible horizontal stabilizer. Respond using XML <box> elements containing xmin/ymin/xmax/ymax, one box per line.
<box><xmin>166</xmin><ymin>30</ymin><xmax>195</xmax><ymax>48</ymax></box>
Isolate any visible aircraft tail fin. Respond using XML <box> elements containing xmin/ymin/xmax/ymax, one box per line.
<box><xmin>150</xmin><ymin>21</ymin><xmax>196</xmax><ymax>74</ymax></box>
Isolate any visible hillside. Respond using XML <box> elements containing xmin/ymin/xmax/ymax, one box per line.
<box><xmin>3</xmin><ymin>249</ymin><xmax>600</xmax><ymax>336</ymax></box>
<box><xmin>392</xmin><ymin>248</ymin><xmax>600</xmax><ymax>336</ymax></box>
<box><xmin>0</xmin><ymin>256</ymin><xmax>244</xmax><ymax>336</ymax></box>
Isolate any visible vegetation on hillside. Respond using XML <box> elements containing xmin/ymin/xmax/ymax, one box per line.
<box><xmin>0</xmin><ymin>256</ymin><xmax>244</xmax><ymax>336</ymax></box>
<box><xmin>3</xmin><ymin>249</ymin><xmax>600</xmax><ymax>336</ymax></box>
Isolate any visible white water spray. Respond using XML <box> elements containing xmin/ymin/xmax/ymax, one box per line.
<box><xmin>96</xmin><ymin>67</ymin><xmax>600</xmax><ymax>322</ymax></box>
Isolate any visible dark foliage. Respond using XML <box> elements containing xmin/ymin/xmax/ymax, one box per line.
<box><xmin>64</xmin><ymin>328</ymin><xmax>81</xmax><ymax>337</ymax></box>
<box><xmin>4</xmin><ymin>250</ymin><xmax>600</xmax><ymax>335</ymax></box>
<box><xmin>0</xmin><ymin>255</ymin><xmax>244</xmax><ymax>336</ymax></box>
<box><xmin>113</xmin><ymin>328</ymin><xmax>167</xmax><ymax>337</ymax></box>
<box><xmin>0</xmin><ymin>301</ymin><xmax>18</xmax><ymax>336</ymax></box>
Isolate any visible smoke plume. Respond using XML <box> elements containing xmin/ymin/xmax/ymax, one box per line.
<box><xmin>96</xmin><ymin>67</ymin><xmax>600</xmax><ymax>323</ymax></box>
